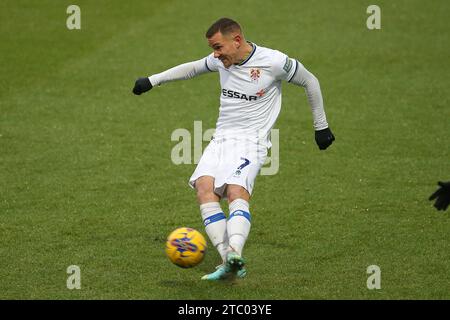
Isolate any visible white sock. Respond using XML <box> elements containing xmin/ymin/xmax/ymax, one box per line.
<box><xmin>200</xmin><ymin>202</ymin><xmax>229</xmax><ymax>263</ymax></box>
<box><xmin>227</xmin><ymin>199</ymin><xmax>251</xmax><ymax>256</ymax></box>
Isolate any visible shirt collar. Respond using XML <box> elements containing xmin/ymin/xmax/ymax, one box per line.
<box><xmin>237</xmin><ymin>42</ymin><xmax>256</xmax><ymax>66</ymax></box>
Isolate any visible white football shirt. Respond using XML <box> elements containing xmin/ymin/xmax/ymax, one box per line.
<box><xmin>148</xmin><ymin>41</ymin><xmax>328</xmax><ymax>146</ymax></box>
<box><xmin>204</xmin><ymin>43</ymin><xmax>298</xmax><ymax>147</ymax></box>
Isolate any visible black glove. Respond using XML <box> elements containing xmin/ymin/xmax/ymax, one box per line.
<box><xmin>315</xmin><ymin>127</ymin><xmax>335</xmax><ymax>150</ymax></box>
<box><xmin>132</xmin><ymin>77</ymin><xmax>153</xmax><ymax>95</ymax></box>
<box><xmin>429</xmin><ymin>181</ymin><xmax>450</xmax><ymax>211</ymax></box>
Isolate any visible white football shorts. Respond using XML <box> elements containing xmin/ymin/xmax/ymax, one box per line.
<box><xmin>188</xmin><ymin>136</ymin><xmax>268</xmax><ymax>198</ymax></box>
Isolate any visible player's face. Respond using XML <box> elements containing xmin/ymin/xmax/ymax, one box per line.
<box><xmin>208</xmin><ymin>32</ymin><xmax>240</xmax><ymax>68</ymax></box>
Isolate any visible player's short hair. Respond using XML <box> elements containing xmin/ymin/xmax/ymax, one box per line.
<box><xmin>205</xmin><ymin>18</ymin><xmax>242</xmax><ymax>38</ymax></box>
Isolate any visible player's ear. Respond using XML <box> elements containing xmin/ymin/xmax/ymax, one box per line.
<box><xmin>233</xmin><ymin>33</ymin><xmax>242</xmax><ymax>48</ymax></box>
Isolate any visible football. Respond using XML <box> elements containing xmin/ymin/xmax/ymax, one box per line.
<box><xmin>165</xmin><ymin>227</ymin><xmax>207</xmax><ymax>268</ymax></box>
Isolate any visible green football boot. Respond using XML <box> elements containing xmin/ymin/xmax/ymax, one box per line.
<box><xmin>226</xmin><ymin>251</ymin><xmax>247</xmax><ymax>278</ymax></box>
<box><xmin>201</xmin><ymin>262</ymin><xmax>247</xmax><ymax>280</ymax></box>
<box><xmin>236</xmin><ymin>267</ymin><xmax>247</xmax><ymax>278</ymax></box>
<box><xmin>201</xmin><ymin>264</ymin><xmax>230</xmax><ymax>281</ymax></box>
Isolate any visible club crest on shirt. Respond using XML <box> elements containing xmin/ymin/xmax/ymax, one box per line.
<box><xmin>250</xmin><ymin>68</ymin><xmax>260</xmax><ymax>82</ymax></box>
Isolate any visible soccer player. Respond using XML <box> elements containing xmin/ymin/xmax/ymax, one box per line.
<box><xmin>133</xmin><ymin>18</ymin><xmax>335</xmax><ymax>280</ymax></box>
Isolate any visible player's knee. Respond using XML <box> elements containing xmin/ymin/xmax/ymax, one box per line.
<box><xmin>227</xmin><ymin>185</ymin><xmax>250</xmax><ymax>203</ymax></box>
<box><xmin>196</xmin><ymin>188</ymin><xmax>211</xmax><ymax>201</ymax></box>
<box><xmin>195</xmin><ymin>185</ymin><xmax>218</xmax><ymax>203</ymax></box>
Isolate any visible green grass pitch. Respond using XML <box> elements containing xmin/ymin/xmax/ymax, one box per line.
<box><xmin>0</xmin><ymin>0</ymin><xmax>449</xmax><ymax>299</ymax></box>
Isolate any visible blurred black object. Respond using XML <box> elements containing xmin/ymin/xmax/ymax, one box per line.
<box><xmin>429</xmin><ymin>181</ymin><xmax>450</xmax><ymax>211</ymax></box>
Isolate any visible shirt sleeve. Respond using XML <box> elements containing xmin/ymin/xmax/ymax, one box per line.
<box><xmin>148</xmin><ymin>56</ymin><xmax>213</xmax><ymax>86</ymax></box>
<box><xmin>272</xmin><ymin>50</ymin><xmax>329</xmax><ymax>130</ymax></box>
<box><xmin>271</xmin><ymin>50</ymin><xmax>298</xmax><ymax>82</ymax></box>
<box><xmin>288</xmin><ymin>60</ymin><xmax>329</xmax><ymax>130</ymax></box>
<box><xmin>204</xmin><ymin>53</ymin><xmax>220</xmax><ymax>72</ymax></box>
